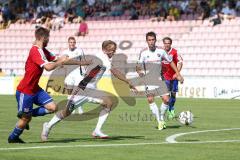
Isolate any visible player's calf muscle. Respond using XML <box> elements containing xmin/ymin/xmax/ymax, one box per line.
<box><xmin>102</xmin><ymin>97</ymin><xmax>113</xmax><ymax>108</ymax></box>
<box><xmin>45</xmin><ymin>102</ymin><xmax>57</xmax><ymax>112</ymax></box>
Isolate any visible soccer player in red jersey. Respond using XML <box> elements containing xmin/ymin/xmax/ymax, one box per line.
<box><xmin>8</xmin><ymin>27</ymin><xmax>70</xmax><ymax>143</ymax></box>
<box><xmin>162</xmin><ymin>37</ymin><xmax>183</xmax><ymax>119</ymax></box>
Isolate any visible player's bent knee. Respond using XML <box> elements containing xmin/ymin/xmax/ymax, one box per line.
<box><xmin>21</xmin><ymin>114</ymin><xmax>32</xmax><ymax>123</ymax></box>
<box><xmin>162</xmin><ymin>95</ymin><xmax>169</xmax><ymax>104</ymax></box>
<box><xmin>102</xmin><ymin>97</ymin><xmax>113</xmax><ymax>109</ymax></box>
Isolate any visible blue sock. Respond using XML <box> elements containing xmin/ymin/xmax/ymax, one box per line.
<box><xmin>9</xmin><ymin>127</ymin><xmax>23</xmax><ymax>140</ymax></box>
<box><xmin>32</xmin><ymin>106</ymin><xmax>50</xmax><ymax>117</ymax></box>
<box><xmin>169</xmin><ymin>96</ymin><xmax>176</xmax><ymax>111</ymax></box>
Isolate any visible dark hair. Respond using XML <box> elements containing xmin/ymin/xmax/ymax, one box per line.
<box><xmin>146</xmin><ymin>31</ymin><xmax>156</xmax><ymax>40</ymax></box>
<box><xmin>162</xmin><ymin>37</ymin><xmax>172</xmax><ymax>44</ymax></box>
<box><xmin>35</xmin><ymin>27</ymin><xmax>50</xmax><ymax>40</ymax></box>
<box><xmin>102</xmin><ymin>40</ymin><xmax>117</xmax><ymax>50</ymax></box>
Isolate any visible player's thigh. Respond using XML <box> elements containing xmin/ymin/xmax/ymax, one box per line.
<box><xmin>165</xmin><ymin>80</ymin><xmax>172</xmax><ymax>91</ymax></box>
<box><xmin>172</xmin><ymin>80</ymin><xmax>179</xmax><ymax>93</ymax></box>
<box><xmin>16</xmin><ymin>91</ymin><xmax>34</xmax><ymax>117</ymax></box>
<box><xmin>33</xmin><ymin>89</ymin><xmax>56</xmax><ymax>111</ymax></box>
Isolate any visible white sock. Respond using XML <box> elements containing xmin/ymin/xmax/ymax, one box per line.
<box><xmin>160</xmin><ymin>103</ymin><xmax>169</xmax><ymax>121</ymax></box>
<box><xmin>46</xmin><ymin>114</ymin><xmax>62</xmax><ymax>129</ymax></box>
<box><xmin>149</xmin><ymin>102</ymin><xmax>160</xmax><ymax>123</ymax></box>
<box><xmin>95</xmin><ymin>108</ymin><xmax>110</xmax><ymax>132</ymax></box>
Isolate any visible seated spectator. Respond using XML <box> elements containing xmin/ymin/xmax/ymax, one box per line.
<box><xmin>187</xmin><ymin>0</ymin><xmax>198</xmax><ymax>16</ymax></box>
<box><xmin>75</xmin><ymin>18</ymin><xmax>88</xmax><ymax>36</ymax></box>
<box><xmin>198</xmin><ymin>0</ymin><xmax>211</xmax><ymax>20</ymax></box>
<box><xmin>65</xmin><ymin>8</ymin><xmax>76</xmax><ymax>23</ymax></box>
<box><xmin>208</xmin><ymin>12</ymin><xmax>223</xmax><ymax>26</ymax></box>
<box><xmin>167</xmin><ymin>5</ymin><xmax>180</xmax><ymax>21</ymax></box>
<box><xmin>151</xmin><ymin>5</ymin><xmax>167</xmax><ymax>22</ymax></box>
<box><xmin>51</xmin><ymin>15</ymin><xmax>64</xmax><ymax>31</ymax></box>
<box><xmin>0</xmin><ymin>10</ymin><xmax>4</xmax><ymax>29</ymax></box>
<box><xmin>221</xmin><ymin>2</ymin><xmax>236</xmax><ymax>20</ymax></box>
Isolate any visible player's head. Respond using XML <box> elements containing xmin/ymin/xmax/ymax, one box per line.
<box><xmin>35</xmin><ymin>27</ymin><xmax>50</xmax><ymax>47</ymax></box>
<box><xmin>163</xmin><ymin>37</ymin><xmax>172</xmax><ymax>52</ymax></box>
<box><xmin>102</xmin><ymin>40</ymin><xmax>117</xmax><ymax>58</ymax></box>
<box><xmin>146</xmin><ymin>32</ymin><xmax>157</xmax><ymax>51</ymax></box>
<box><xmin>68</xmin><ymin>36</ymin><xmax>76</xmax><ymax>51</ymax></box>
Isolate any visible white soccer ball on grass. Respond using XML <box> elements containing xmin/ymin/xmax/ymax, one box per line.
<box><xmin>178</xmin><ymin>111</ymin><xmax>194</xmax><ymax>125</ymax></box>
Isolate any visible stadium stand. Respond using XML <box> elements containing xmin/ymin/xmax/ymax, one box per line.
<box><xmin>0</xmin><ymin>18</ymin><xmax>240</xmax><ymax>77</ymax></box>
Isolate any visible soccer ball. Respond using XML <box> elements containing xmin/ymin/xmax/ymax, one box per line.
<box><xmin>178</xmin><ymin>111</ymin><xmax>194</xmax><ymax>125</ymax></box>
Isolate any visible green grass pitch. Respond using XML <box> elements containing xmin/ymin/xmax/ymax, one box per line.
<box><xmin>0</xmin><ymin>95</ymin><xmax>240</xmax><ymax>160</ymax></box>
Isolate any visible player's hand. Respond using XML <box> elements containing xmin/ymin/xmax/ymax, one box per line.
<box><xmin>176</xmin><ymin>74</ymin><xmax>184</xmax><ymax>84</ymax></box>
<box><xmin>129</xmin><ymin>83</ymin><xmax>138</xmax><ymax>94</ymax></box>
<box><xmin>59</xmin><ymin>55</ymin><xmax>69</xmax><ymax>64</ymax></box>
<box><xmin>172</xmin><ymin>73</ymin><xmax>177</xmax><ymax>80</ymax></box>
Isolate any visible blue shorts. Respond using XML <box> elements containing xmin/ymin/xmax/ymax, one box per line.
<box><xmin>16</xmin><ymin>89</ymin><xmax>53</xmax><ymax>114</ymax></box>
<box><xmin>165</xmin><ymin>80</ymin><xmax>178</xmax><ymax>93</ymax></box>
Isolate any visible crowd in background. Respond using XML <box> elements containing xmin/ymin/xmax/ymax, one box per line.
<box><xmin>0</xmin><ymin>0</ymin><xmax>239</xmax><ymax>30</ymax></box>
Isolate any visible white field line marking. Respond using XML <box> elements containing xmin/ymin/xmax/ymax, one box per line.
<box><xmin>1</xmin><ymin>140</ymin><xmax>240</xmax><ymax>151</ymax></box>
<box><xmin>166</xmin><ymin>128</ymin><xmax>240</xmax><ymax>143</ymax></box>
<box><xmin>1</xmin><ymin>128</ymin><xmax>240</xmax><ymax>151</ymax></box>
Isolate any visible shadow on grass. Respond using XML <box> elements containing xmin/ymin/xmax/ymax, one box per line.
<box><xmin>29</xmin><ymin>135</ymin><xmax>145</xmax><ymax>144</ymax></box>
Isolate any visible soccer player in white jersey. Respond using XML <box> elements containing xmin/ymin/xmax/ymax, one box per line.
<box><xmin>41</xmin><ymin>40</ymin><xmax>137</xmax><ymax>140</ymax></box>
<box><xmin>136</xmin><ymin>32</ymin><xmax>184</xmax><ymax>130</ymax></box>
<box><xmin>62</xmin><ymin>36</ymin><xmax>89</xmax><ymax>114</ymax></box>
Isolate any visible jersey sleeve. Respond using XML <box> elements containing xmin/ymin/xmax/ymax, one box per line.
<box><xmin>31</xmin><ymin>48</ymin><xmax>50</xmax><ymax>67</ymax></box>
<box><xmin>43</xmin><ymin>48</ymin><xmax>57</xmax><ymax>62</ymax></box>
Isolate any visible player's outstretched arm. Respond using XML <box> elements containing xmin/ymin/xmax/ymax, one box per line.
<box><xmin>44</xmin><ymin>55</ymin><xmax>69</xmax><ymax>71</ymax></box>
<box><xmin>111</xmin><ymin>68</ymin><xmax>138</xmax><ymax>93</ymax></box>
<box><xmin>173</xmin><ymin>61</ymin><xmax>183</xmax><ymax>79</ymax></box>
<box><xmin>63</xmin><ymin>58</ymin><xmax>92</xmax><ymax>66</ymax></box>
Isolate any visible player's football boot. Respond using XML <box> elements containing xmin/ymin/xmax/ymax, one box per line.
<box><xmin>158</xmin><ymin>121</ymin><xmax>166</xmax><ymax>130</ymax></box>
<box><xmin>92</xmin><ymin>130</ymin><xmax>109</xmax><ymax>139</ymax></box>
<box><xmin>41</xmin><ymin>122</ymin><xmax>50</xmax><ymax>142</ymax></box>
<box><xmin>8</xmin><ymin>137</ymin><xmax>25</xmax><ymax>143</ymax></box>
<box><xmin>25</xmin><ymin>124</ymin><xmax>30</xmax><ymax>130</ymax></box>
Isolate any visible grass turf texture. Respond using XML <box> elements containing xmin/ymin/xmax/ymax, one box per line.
<box><xmin>0</xmin><ymin>95</ymin><xmax>239</xmax><ymax>160</ymax></box>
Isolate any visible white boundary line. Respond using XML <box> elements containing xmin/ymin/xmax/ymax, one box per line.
<box><xmin>1</xmin><ymin>128</ymin><xmax>240</xmax><ymax>151</ymax></box>
<box><xmin>166</xmin><ymin>128</ymin><xmax>240</xmax><ymax>143</ymax></box>
<box><xmin>1</xmin><ymin>140</ymin><xmax>240</xmax><ymax>151</ymax></box>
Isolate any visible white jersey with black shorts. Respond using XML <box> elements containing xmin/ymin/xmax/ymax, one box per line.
<box><xmin>62</xmin><ymin>47</ymin><xmax>86</xmax><ymax>89</ymax></box>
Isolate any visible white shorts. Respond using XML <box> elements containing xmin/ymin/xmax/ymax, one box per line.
<box><xmin>67</xmin><ymin>83</ymin><xmax>104</xmax><ymax>111</ymax></box>
<box><xmin>64</xmin><ymin>69</ymin><xmax>84</xmax><ymax>88</ymax></box>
